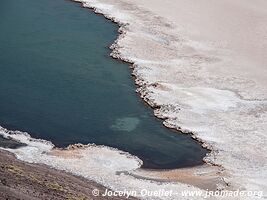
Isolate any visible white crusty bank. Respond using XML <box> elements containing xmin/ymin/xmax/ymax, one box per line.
<box><xmin>76</xmin><ymin>0</ymin><xmax>267</xmax><ymax>198</ymax></box>
<box><xmin>1</xmin><ymin>0</ymin><xmax>266</xmax><ymax>199</ymax></box>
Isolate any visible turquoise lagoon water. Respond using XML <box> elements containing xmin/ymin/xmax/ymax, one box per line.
<box><xmin>0</xmin><ymin>0</ymin><xmax>207</xmax><ymax>169</ymax></box>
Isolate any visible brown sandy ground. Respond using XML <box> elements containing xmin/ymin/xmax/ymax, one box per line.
<box><xmin>0</xmin><ymin>150</ymin><xmax>137</xmax><ymax>200</ymax></box>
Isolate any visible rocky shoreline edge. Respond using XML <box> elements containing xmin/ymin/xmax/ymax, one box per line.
<box><xmin>73</xmin><ymin>0</ymin><xmax>217</xmax><ymax>167</ymax></box>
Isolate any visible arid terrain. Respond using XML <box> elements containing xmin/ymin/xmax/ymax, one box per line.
<box><xmin>1</xmin><ymin>0</ymin><xmax>266</xmax><ymax>199</ymax></box>
<box><xmin>0</xmin><ymin>150</ymin><xmax>136</xmax><ymax>200</ymax></box>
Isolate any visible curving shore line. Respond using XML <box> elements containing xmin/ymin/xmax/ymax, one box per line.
<box><xmin>73</xmin><ymin>0</ymin><xmax>267</xmax><ymax>199</ymax></box>
<box><xmin>0</xmin><ymin>126</ymin><xmax>218</xmax><ymax>200</ymax></box>
<box><xmin>1</xmin><ymin>0</ymin><xmax>267</xmax><ymax>199</ymax></box>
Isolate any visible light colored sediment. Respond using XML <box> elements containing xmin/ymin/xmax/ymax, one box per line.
<box><xmin>0</xmin><ymin>149</ymin><xmax>137</xmax><ymax>200</ymax></box>
<box><xmin>74</xmin><ymin>0</ymin><xmax>267</xmax><ymax>199</ymax></box>
<box><xmin>1</xmin><ymin>0</ymin><xmax>267</xmax><ymax>199</ymax></box>
<box><xmin>51</xmin><ymin>145</ymin><xmax>228</xmax><ymax>191</ymax></box>
<box><xmin>132</xmin><ymin>165</ymin><xmax>228</xmax><ymax>191</ymax></box>
<box><xmin>0</xmin><ymin>127</ymin><xmax>211</xmax><ymax>200</ymax></box>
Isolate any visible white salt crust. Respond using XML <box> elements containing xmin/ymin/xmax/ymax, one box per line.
<box><xmin>1</xmin><ymin>0</ymin><xmax>267</xmax><ymax>199</ymax></box>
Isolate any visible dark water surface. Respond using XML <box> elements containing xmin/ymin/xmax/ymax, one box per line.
<box><xmin>0</xmin><ymin>0</ymin><xmax>207</xmax><ymax>169</ymax></box>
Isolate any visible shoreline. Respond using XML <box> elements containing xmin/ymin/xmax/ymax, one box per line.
<box><xmin>74</xmin><ymin>0</ymin><xmax>213</xmax><ymax>161</ymax></box>
<box><xmin>73</xmin><ymin>0</ymin><xmax>215</xmax><ymax>164</ymax></box>
<box><xmin>0</xmin><ymin>126</ymin><xmax>225</xmax><ymax>200</ymax></box>
<box><xmin>73</xmin><ymin>0</ymin><xmax>267</xmax><ymax>198</ymax></box>
<box><xmin>0</xmin><ymin>1</ymin><xmax>217</xmax><ymax>198</ymax></box>
<box><xmin>0</xmin><ymin>149</ymin><xmax>136</xmax><ymax>200</ymax></box>
<box><xmin>73</xmin><ymin>0</ymin><xmax>227</xmax><ymax>188</ymax></box>
<box><xmin>1</xmin><ymin>0</ymin><xmax>266</xmax><ymax>199</ymax></box>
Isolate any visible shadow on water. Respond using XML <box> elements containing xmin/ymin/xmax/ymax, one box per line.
<box><xmin>0</xmin><ymin>0</ymin><xmax>208</xmax><ymax>169</ymax></box>
<box><xmin>0</xmin><ymin>135</ymin><xmax>26</xmax><ymax>149</ymax></box>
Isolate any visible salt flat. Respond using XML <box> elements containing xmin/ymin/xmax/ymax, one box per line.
<box><xmin>1</xmin><ymin>0</ymin><xmax>266</xmax><ymax>199</ymax></box>
<box><xmin>76</xmin><ymin>0</ymin><xmax>267</xmax><ymax>198</ymax></box>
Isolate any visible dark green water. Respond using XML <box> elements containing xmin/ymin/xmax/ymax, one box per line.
<box><xmin>0</xmin><ymin>0</ymin><xmax>207</xmax><ymax>169</ymax></box>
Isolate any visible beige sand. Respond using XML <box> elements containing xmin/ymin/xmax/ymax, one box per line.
<box><xmin>132</xmin><ymin>164</ymin><xmax>229</xmax><ymax>191</ymax></box>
